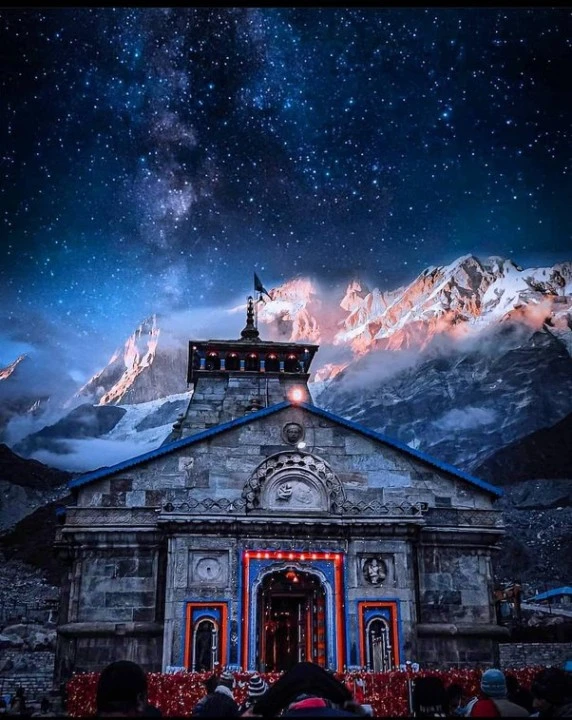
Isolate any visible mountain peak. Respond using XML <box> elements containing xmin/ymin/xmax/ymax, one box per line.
<box><xmin>0</xmin><ymin>354</ymin><xmax>27</xmax><ymax>381</ymax></box>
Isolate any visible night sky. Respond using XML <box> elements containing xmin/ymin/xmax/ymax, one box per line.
<box><xmin>1</xmin><ymin>7</ymin><xmax>571</xmax><ymax>378</ymax></box>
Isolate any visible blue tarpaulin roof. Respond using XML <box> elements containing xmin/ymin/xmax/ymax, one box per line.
<box><xmin>528</xmin><ymin>586</ymin><xmax>572</xmax><ymax>602</ymax></box>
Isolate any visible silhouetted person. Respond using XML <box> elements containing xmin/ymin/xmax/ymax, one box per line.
<box><xmin>252</xmin><ymin>662</ymin><xmax>357</xmax><ymax>717</ymax></box>
<box><xmin>197</xmin><ymin>672</ymin><xmax>239</xmax><ymax>718</ymax></box>
<box><xmin>411</xmin><ymin>676</ymin><xmax>448</xmax><ymax>717</ymax></box>
<box><xmin>506</xmin><ymin>674</ymin><xmax>534</xmax><ymax>715</ymax></box>
<box><xmin>530</xmin><ymin>667</ymin><xmax>572</xmax><ymax>717</ymax></box>
<box><xmin>446</xmin><ymin>683</ymin><xmax>465</xmax><ymax>716</ymax></box>
<box><xmin>238</xmin><ymin>674</ymin><xmax>268</xmax><ymax>715</ymax></box>
<box><xmin>192</xmin><ymin>675</ymin><xmax>219</xmax><ymax>717</ymax></box>
<box><xmin>96</xmin><ymin>660</ymin><xmax>148</xmax><ymax>717</ymax></box>
<box><xmin>9</xmin><ymin>688</ymin><xmax>28</xmax><ymax>717</ymax></box>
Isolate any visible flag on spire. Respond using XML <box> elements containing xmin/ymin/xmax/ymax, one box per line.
<box><xmin>254</xmin><ymin>271</ymin><xmax>271</xmax><ymax>300</ymax></box>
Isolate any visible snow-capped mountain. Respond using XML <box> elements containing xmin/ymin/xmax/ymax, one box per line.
<box><xmin>0</xmin><ymin>354</ymin><xmax>27</xmax><ymax>381</ymax></box>
<box><xmin>74</xmin><ymin>314</ymin><xmax>188</xmax><ymax>406</ymax></box>
<box><xmin>14</xmin><ymin>393</ymin><xmax>191</xmax><ymax>472</ymax></box>
<box><xmin>334</xmin><ymin>255</ymin><xmax>572</xmax><ymax>355</ymax></box>
<box><xmin>4</xmin><ymin>254</ymin><xmax>572</xmax><ymax>477</ymax></box>
<box><xmin>256</xmin><ymin>276</ymin><xmax>344</xmax><ymax>344</ymax></box>
<box><xmin>0</xmin><ymin>354</ymin><xmax>51</xmax><ymax>441</ymax></box>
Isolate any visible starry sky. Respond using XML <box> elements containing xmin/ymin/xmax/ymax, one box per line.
<box><xmin>1</xmin><ymin>7</ymin><xmax>571</xmax><ymax>378</ymax></box>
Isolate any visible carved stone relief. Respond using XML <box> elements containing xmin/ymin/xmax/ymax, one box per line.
<box><xmin>178</xmin><ymin>457</ymin><xmax>195</xmax><ymax>488</ymax></box>
<box><xmin>362</xmin><ymin>557</ymin><xmax>388</xmax><ymax>586</ymax></box>
<box><xmin>282</xmin><ymin>422</ymin><xmax>305</xmax><ymax>445</ymax></box>
<box><xmin>242</xmin><ymin>452</ymin><xmax>345</xmax><ymax>513</ymax></box>
<box><xmin>268</xmin><ymin>477</ymin><xmax>323</xmax><ymax>510</ymax></box>
<box><xmin>189</xmin><ymin>551</ymin><xmax>228</xmax><ymax>586</ymax></box>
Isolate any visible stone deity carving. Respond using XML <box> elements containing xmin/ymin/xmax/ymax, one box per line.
<box><xmin>283</xmin><ymin>423</ymin><xmax>304</xmax><ymax>445</ymax></box>
<box><xmin>363</xmin><ymin>557</ymin><xmax>387</xmax><ymax>586</ymax></box>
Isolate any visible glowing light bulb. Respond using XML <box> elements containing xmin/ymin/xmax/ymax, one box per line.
<box><xmin>290</xmin><ymin>387</ymin><xmax>304</xmax><ymax>403</ymax></box>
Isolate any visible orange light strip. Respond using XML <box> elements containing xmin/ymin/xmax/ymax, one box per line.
<box><xmin>241</xmin><ymin>550</ymin><xmax>344</xmax><ymax>671</ymax></box>
<box><xmin>357</xmin><ymin>601</ymin><xmax>400</xmax><ymax>668</ymax></box>
<box><xmin>244</xmin><ymin>550</ymin><xmax>343</xmax><ymax>562</ymax></box>
<box><xmin>335</xmin><ymin>557</ymin><xmax>345</xmax><ymax>671</ymax></box>
<box><xmin>242</xmin><ymin>553</ymin><xmax>250</xmax><ymax>669</ymax></box>
<box><xmin>184</xmin><ymin>602</ymin><xmax>228</xmax><ymax>670</ymax></box>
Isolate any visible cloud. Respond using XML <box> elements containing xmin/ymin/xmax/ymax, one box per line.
<box><xmin>326</xmin><ymin>346</ymin><xmax>423</xmax><ymax>393</ymax></box>
<box><xmin>27</xmin><ymin>436</ymin><xmax>166</xmax><ymax>473</ymax></box>
<box><xmin>433</xmin><ymin>406</ymin><xmax>497</xmax><ymax>431</ymax></box>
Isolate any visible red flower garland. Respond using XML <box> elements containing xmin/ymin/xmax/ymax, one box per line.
<box><xmin>66</xmin><ymin>666</ymin><xmax>544</xmax><ymax>717</ymax></box>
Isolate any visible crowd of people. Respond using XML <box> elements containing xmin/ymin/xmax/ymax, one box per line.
<box><xmin>89</xmin><ymin>659</ymin><xmax>572</xmax><ymax>718</ymax></box>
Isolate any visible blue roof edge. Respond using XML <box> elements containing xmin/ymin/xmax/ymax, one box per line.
<box><xmin>68</xmin><ymin>401</ymin><xmax>291</xmax><ymax>489</ymax></box>
<box><xmin>298</xmin><ymin>402</ymin><xmax>503</xmax><ymax>497</ymax></box>
<box><xmin>527</xmin><ymin>586</ymin><xmax>572</xmax><ymax>602</ymax></box>
<box><xmin>69</xmin><ymin>399</ymin><xmax>502</xmax><ymax>498</ymax></box>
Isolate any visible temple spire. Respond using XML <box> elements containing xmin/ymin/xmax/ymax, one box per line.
<box><xmin>240</xmin><ymin>295</ymin><xmax>260</xmax><ymax>341</ymax></box>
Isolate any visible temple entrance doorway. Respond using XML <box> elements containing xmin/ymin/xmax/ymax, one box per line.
<box><xmin>258</xmin><ymin>568</ymin><xmax>327</xmax><ymax>672</ymax></box>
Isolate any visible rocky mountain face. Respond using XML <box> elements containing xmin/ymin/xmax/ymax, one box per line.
<box><xmin>73</xmin><ymin>314</ymin><xmax>188</xmax><ymax>406</ymax></box>
<box><xmin>0</xmin><ymin>445</ymin><xmax>70</xmax><ymax>532</ymax></box>
<box><xmin>475</xmin><ymin>414</ymin><xmax>572</xmax><ymax>588</ymax></box>
<box><xmin>475</xmin><ymin>411</ymin><xmax>572</xmax><ymax>485</ymax></box>
<box><xmin>13</xmin><ymin>404</ymin><xmax>128</xmax><ymax>458</ymax></box>
<box><xmin>0</xmin><ymin>355</ymin><xmax>50</xmax><ymax>441</ymax></box>
<box><xmin>3</xmin><ymin>254</ymin><xmax>571</xmax><ymax>477</ymax></box>
<box><xmin>317</xmin><ymin>323</ymin><xmax>572</xmax><ymax>471</ymax></box>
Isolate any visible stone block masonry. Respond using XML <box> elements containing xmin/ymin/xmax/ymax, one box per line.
<box><xmin>499</xmin><ymin>642</ymin><xmax>572</xmax><ymax>669</ymax></box>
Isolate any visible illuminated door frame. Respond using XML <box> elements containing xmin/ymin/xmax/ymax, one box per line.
<box><xmin>357</xmin><ymin>600</ymin><xmax>401</xmax><ymax>670</ymax></box>
<box><xmin>241</xmin><ymin>550</ymin><xmax>345</xmax><ymax>671</ymax></box>
<box><xmin>184</xmin><ymin>602</ymin><xmax>228</xmax><ymax>670</ymax></box>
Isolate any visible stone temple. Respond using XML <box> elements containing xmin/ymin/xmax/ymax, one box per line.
<box><xmin>54</xmin><ymin>295</ymin><xmax>507</xmax><ymax>683</ymax></box>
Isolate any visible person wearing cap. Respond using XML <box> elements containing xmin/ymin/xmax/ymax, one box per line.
<box><xmin>238</xmin><ymin>674</ymin><xmax>269</xmax><ymax>715</ymax></box>
<box><xmin>468</xmin><ymin>668</ymin><xmax>529</xmax><ymax>717</ymax></box>
<box><xmin>530</xmin><ymin>667</ymin><xmax>572</xmax><ymax>717</ymax></box>
<box><xmin>191</xmin><ymin>675</ymin><xmax>218</xmax><ymax>717</ymax></box>
<box><xmin>194</xmin><ymin>671</ymin><xmax>239</xmax><ymax>718</ymax></box>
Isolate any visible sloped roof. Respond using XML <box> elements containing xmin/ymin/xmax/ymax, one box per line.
<box><xmin>527</xmin><ymin>586</ymin><xmax>572</xmax><ymax>602</ymax></box>
<box><xmin>68</xmin><ymin>400</ymin><xmax>502</xmax><ymax>497</ymax></box>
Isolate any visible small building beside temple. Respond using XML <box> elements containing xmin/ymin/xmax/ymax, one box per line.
<box><xmin>54</xmin><ymin>295</ymin><xmax>507</xmax><ymax>682</ymax></box>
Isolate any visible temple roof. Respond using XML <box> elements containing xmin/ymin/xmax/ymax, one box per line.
<box><xmin>68</xmin><ymin>401</ymin><xmax>502</xmax><ymax>497</ymax></box>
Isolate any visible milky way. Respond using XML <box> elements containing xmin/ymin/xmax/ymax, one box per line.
<box><xmin>1</xmin><ymin>7</ymin><xmax>570</xmax><ymax>372</ymax></box>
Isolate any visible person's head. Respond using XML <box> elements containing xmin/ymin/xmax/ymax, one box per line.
<box><xmin>218</xmin><ymin>671</ymin><xmax>235</xmax><ymax>691</ymax></box>
<box><xmin>505</xmin><ymin>673</ymin><xmax>520</xmax><ymax>696</ymax></box>
<box><xmin>200</xmin><ymin>692</ymin><xmax>239</xmax><ymax>718</ymax></box>
<box><xmin>531</xmin><ymin>667</ymin><xmax>572</xmax><ymax>713</ymax></box>
<box><xmin>481</xmin><ymin>668</ymin><xmax>507</xmax><ymax>699</ymax></box>
<box><xmin>204</xmin><ymin>674</ymin><xmax>218</xmax><ymax>695</ymax></box>
<box><xmin>446</xmin><ymin>683</ymin><xmax>463</xmax><ymax>709</ymax></box>
<box><xmin>247</xmin><ymin>674</ymin><xmax>268</xmax><ymax>701</ymax></box>
<box><xmin>96</xmin><ymin>660</ymin><xmax>148</xmax><ymax>717</ymax></box>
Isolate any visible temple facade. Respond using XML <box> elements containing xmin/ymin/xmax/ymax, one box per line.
<box><xmin>54</xmin><ymin>297</ymin><xmax>507</xmax><ymax>682</ymax></box>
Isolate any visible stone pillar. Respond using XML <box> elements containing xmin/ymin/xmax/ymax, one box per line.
<box><xmin>162</xmin><ymin>536</ymin><xmax>177</xmax><ymax>671</ymax></box>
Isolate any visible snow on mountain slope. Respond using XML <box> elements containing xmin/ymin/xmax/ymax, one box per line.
<box><xmin>73</xmin><ymin>315</ymin><xmax>188</xmax><ymax>407</ymax></box>
<box><xmin>24</xmin><ymin>393</ymin><xmax>191</xmax><ymax>472</ymax></box>
<box><xmin>334</xmin><ymin>255</ymin><xmax>572</xmax><ymax>355</ymax></box>
<box><xmin>256</xmin><ymin>277</ymin><xmax>323</xmax><ymax>342</ymax></box>
<box><xmin>0</xmin><ymin>354</ymin><xmax>27</xmax><ymax>381</ymax></box>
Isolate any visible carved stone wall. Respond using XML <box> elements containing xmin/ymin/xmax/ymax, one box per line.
<box><xmin>58</xmin><ymin>403</ymin><xmax>502</xmax><ymax>676</ymax></box>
